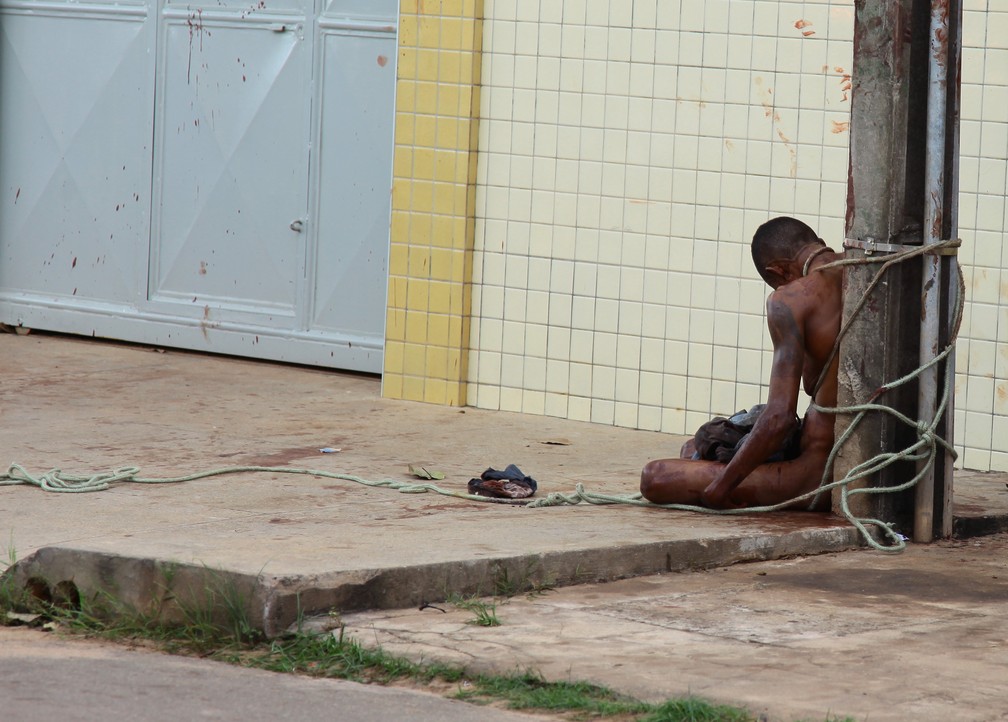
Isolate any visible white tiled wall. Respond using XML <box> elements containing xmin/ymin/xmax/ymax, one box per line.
<box><xmin>957</xmin><ymin>0</ymin><xmax>1008</xmax><ymax>471</ymax></box>
<box><xmin>470</xmin><ymin>0</ymin><xmax>1008</xmax><ymax>472</ymax></box>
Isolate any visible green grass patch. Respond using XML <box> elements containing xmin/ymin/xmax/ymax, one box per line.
<box><xmin>238</xmin><ymin>634</ymin><xmax>758</xmax><ymax>721</ymax></box>
<box><xmin>638</xmin><ymin>698</ymin><xmax>754</xmax><ymax>722</ymax></box>
<box><xmin>456</xmin><ymin>669</ymin><xmax>650</xmax><ymax>716</ymax></box>
<box><xmin>235</xmin><ymin>625</ymin><xmax>460</xmax><ymax>684</ymax></box>
<box><xmin>446</xmin><ymin>592</ymin><xmax>501</xmax><ymax>626</ymax></box>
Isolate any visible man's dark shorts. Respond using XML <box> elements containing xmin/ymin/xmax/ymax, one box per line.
<box><xmin>689</xmin><ymin>405</ymin><xmax>802</xmax><ymax>463</ymax></box>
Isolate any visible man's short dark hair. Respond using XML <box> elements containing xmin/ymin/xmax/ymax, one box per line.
<box><xmin>751</xmin><ymin>216</ymin><xmax>821</xmax><ymax>282</ymax></box>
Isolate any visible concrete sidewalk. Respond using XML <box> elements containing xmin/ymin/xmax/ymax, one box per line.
<box><xmin>0</xmin><ymin>333</ymin><xmax>867</xmax><ymax>628</ymax></box>
<box><xmin>2</xmin><ymin>332</ymin><xmax>1005</xmax><ymax>623</ymax></box>
<box><xmin>2</xmin><ymin>332</ymin><xmax>1008</xmax><ymax>720</ymax></box>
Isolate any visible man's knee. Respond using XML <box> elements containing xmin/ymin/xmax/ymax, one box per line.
<box><xmin>640</xmin><ymin>459</ymin><xmax>667</xmax><ymax>499</ymax></box>
<box><xmin>641</xmin><ymin>459</ymin><xmax>657</xmax><ymax>500</ymax></box>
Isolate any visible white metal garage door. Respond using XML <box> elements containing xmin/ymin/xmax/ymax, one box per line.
<box><xmin>0</xmin><ymin>0</ymin><xmax>396</xmax><ymax>373</ymax></box>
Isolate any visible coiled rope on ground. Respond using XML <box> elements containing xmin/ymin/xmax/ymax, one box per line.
<box><xmin>1</xmin><ymin>240</ymin><xmax>962</xmax><ymax>553</ymax></box>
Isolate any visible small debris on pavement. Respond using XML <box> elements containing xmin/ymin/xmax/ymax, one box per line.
<box><xmin>408</xmin><ymin>464</ymin><xmax>445</xmax><ymax>480</ymax></box>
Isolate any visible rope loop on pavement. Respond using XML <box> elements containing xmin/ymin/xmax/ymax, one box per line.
<box><xmin>0</xmin><ymin>463</ymin><xmax>503</xmax><ymax>503</ymax></box>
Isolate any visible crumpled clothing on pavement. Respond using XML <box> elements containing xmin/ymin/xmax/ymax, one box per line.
<box><xmin>467</xmin><ymin>464</ymin><xmax>538</xmax><ymax>499</ymax></box>
<box><xmin>691</xmin><ymin>404</ymin><xmax>802</xmax><ymax>463</ymax></box>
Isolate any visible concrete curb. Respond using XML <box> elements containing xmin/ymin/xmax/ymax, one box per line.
<box><xmin>953</xmin><ymin>512</ymin><xmax>1008</xmax><ymax>538</ymax></box>
<box><xmin>5</xmin><ymin>526</ymin><xmax>866</xmax><ymax>637</ymax></box>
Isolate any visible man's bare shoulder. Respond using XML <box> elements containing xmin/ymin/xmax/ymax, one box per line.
<box><xmin>768</xmin><ymin>273</ymin><xmax>832</xmax><ymax>320</ymax></box>
<box><xmin>766</xmin><ymin>282</ymin><xmax>810</xmax><ymax>325</ymax></box>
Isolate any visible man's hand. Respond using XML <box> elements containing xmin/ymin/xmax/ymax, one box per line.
<box><xmin>701</xmin><ymin>476</ymin><xmax>746</xmax><ymax>509</ymax></box>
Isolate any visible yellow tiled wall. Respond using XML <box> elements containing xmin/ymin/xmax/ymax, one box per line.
<box><xmin>382</xmin><ymin>0</ymin><xmax>483</xmax><ymax>405</ymax></box>
<box><xmin>463</xmin><ymin>0</ymin><xmax>1008</xmax><ymax>472</ymax></box>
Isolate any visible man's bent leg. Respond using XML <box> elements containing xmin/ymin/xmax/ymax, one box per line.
<box><xmin>640</xmin><ymin>448</ymin><xmax>830</xmax><ymax>510</ymax></box>
<box><xmin>714</xmin><ymin>448</ymin><xmax>830</xmax><ymax>510</ymax></box>
<box><xmin>640</xmin><ymin>458</ymin><xmax>722</xmax><ymax>505</ymax></box>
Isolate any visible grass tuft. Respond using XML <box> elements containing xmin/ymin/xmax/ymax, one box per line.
<box><xmin>447</xmin><ymin>593</ymin><xmax>501</xmax><ymax>626</ymax></box>
<box><xmin>457</xmin><ymin>669</ymin><xmax>650</xmax><ymax>716</ymax></box>
<box><xmin>638</xmin><ymin>697</ymin><xmax>754</xmax><ymax>722</ymax></box>
<box><xmin>238</xmin><ymin>626</ymin><xmax>435</xmax><ymax>682</ymax></box>
<box><xmin>492</xmin><ymin>561</ymin><xmax>557</xmax><ymax>599</ymax></box>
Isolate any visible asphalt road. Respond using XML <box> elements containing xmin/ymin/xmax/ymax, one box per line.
<box><xmin>0</xmin><ymin>626</ymin><xmax>546</xmax><ymax>722</ymax></box>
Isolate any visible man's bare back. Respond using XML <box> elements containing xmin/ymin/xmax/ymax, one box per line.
<box><xmin>640</xmin><ymin>217</ymin><xmax>842</xmax><ymax>510</ymax></box>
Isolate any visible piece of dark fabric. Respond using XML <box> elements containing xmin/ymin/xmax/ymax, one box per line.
<box><xmin>467</xmin><ymin>464</ymin><xmax>538</xmax><ymax>499</ymax></box>
<box><xmin>691</xmin><ymin>404</ymin><xmax>802</xmax><ymax>464</ymax></box>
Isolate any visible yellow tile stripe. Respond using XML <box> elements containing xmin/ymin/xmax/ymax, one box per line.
<box><xmin>383</xmin><ymin>0</ymin><xmax>482</xmax><ymax>405</ymax></box>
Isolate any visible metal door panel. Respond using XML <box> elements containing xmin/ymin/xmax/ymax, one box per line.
<box><xmin>0</xmin><ymin>3</ymin><xmax>153</xmax><ymax>305</ymax></box>
<box><xmin>0</xmin><ymin>0</ymin><xmax>396</xmax><ymax>374</ymax></box>
<box><xmin>149</xmin><ymin>8</ymin><xmax>310</xmax><ymax>323</ymax></box>
<box><xmin>309</xmin><ymin>25</ymin><xmax>394</xmax><ymax>339</ymax></box>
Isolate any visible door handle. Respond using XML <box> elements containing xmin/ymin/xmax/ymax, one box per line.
<box><xmin>290</xmin><ymin>219</ymin><xmax>304</xmax><ymax>232</ymax></box>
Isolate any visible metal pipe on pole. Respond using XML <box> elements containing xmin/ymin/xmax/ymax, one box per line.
<box><xmin>940</xmin><ymin>1</ymin><xmax>963</xmax><ymax>540</ymax></box>
<box><xmin>914</xmin><ymin>0</ymin><xmax>961</xmax><ymax>542</ymax></box>
<box><xmin>913</xmin><ymin>0</ymin><xmax>949</xmax><ymax>542</ymax></box>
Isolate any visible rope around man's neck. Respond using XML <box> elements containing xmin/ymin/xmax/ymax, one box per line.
<box><xmin>802</xmin><ymin>245</ymin><xmax>832</xmax><ymax>276</ymax></box>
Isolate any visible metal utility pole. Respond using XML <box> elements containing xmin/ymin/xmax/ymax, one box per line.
<box><xmin>834</xmin><ymin>0</ymin><xmax>961</xmax><ymax>541</ymax></box>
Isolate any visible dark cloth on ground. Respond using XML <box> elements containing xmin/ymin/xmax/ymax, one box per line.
<box><xmin>468</xmin><ymin>464</ymin><xmax>538</xmax><ymax>499</ymax></box>
<box><xmin>690</xmin><ymin>404</ymin><xmax>802</xmax><ymax>463</ymax></box>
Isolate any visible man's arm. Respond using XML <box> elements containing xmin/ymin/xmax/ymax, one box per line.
<box><xmin>701</xmin><ymin>293</ymin><xmax>805</xmax><ymax>508</ymax></box>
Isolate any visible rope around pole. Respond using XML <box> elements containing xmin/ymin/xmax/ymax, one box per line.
<box><xmin>809</xmin><ymin>240</ymin><xmax>963</xmax><ymax>551</ymax></box>
<box><xmin>1</xmin><ymin>242</ymin><xmax>963</xmax><ymax>552</ymax></box>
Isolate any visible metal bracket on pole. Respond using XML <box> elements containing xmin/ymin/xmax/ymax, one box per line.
<box><xmin>843</xmin><ymin>238</ymin><xmax>962</xmax><ymax>255</ymax></box>
<box><xmin>843</xmin><ymin>238</ymin><xmax>918</xmax><ymax>255</ymax></box>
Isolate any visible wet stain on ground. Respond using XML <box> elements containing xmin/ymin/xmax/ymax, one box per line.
<box><xmin>769</xmin><ymin>566</ymin><xmax>1008</xmax><ymax>605</ymax></box>
<box><xmin>733</xmin><ymin>511</ymin><xmax>845</xmax><ymax>533</ymax></box>
<box><xmin>955</xmin><ymin>503</ymin><xmax>987</xmax><ymax>513</ymax></box>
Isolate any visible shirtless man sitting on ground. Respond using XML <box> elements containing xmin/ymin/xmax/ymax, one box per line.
<box><xmin>640</xmin><ymin>216</ymin><xmax>842</xmax><ymax>511</ymax></box>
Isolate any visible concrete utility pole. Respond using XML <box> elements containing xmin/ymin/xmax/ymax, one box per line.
<box><xmin>834</xmin><ymin>0</ymin><xmax>961</xmax><ymax>541</ymax></box>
